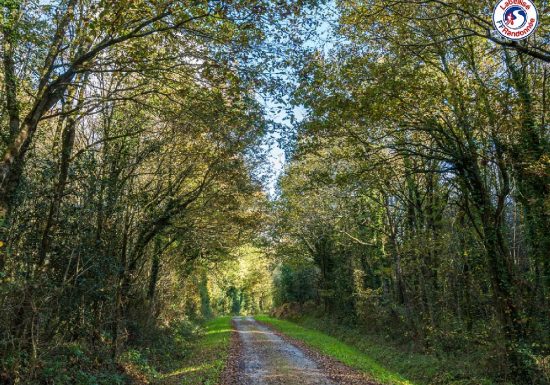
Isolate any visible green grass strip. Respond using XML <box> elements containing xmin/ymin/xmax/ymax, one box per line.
<box><xmin>159</xmin><ymin>316</ymin><xmax>232</xmax><ymax>385</ymax></box>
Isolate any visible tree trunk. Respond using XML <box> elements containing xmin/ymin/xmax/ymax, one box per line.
<box><xmin>147</xmin><ymin>238</ymin><xmax>162</xmax><ymax>303</ymax></box>
<box><xmin>37</xmin><ymin>81</ymin><xmax>85</xmax><ymax>266</ymax></box>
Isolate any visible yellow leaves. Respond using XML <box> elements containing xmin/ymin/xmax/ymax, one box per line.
<box><xmin>525</xmin><ymin>154</ymin><xmax>550</xmax><ymax>178</ymax></box>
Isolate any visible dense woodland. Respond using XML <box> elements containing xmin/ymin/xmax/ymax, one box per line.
<box><xmin>0</xmin><ymin>1</ymin><xmax>548</xmax><ymax>384</ymax></box>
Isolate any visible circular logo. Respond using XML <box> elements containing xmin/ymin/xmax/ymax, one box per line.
<box><xmin>493</xmin><ymin>0</ymin><xmax>539</xmax><ymax>40</ymax></box>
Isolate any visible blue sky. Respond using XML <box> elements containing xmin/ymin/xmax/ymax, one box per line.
<box><xmin>260</xmin><ymin>100</ymin><xmax>306</xmax><ymax>198</ymax></box>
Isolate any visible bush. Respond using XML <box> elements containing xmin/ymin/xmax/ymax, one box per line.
<box><xmin>40</xmin><ymin>343</ymin><xmax>126</xmax><ymax>385</ymax></box>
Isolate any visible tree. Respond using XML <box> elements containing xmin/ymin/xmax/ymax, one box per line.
<box><xmin>271</xmin><ymin>1</ymin><xmax>549</xmax><ymax>381</ymax></box>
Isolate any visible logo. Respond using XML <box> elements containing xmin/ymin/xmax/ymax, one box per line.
<box><xmin>493</xmin><ymin>0</ymin><xmax>539</xmax><ymax>40</ymax></box>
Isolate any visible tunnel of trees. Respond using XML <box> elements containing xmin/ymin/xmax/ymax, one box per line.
<box><xmin>0</xmin><ymin>0</ymin><xmax>548</xmax><ymax>384</ymax></box>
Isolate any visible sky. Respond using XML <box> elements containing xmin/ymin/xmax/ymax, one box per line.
<box><xmin>260</xmin><ymin>101</ymin><xmax>306</xmax><ymax>198</ymax></box>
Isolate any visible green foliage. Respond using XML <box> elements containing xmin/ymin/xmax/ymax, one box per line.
<box><xmin>0</xmin><ymin>0</ymin><xmax>548</xmax><ymax>383</ymax></box>
<box><xmin>39</xmin><ymin>343</ymin><xmax>126</xmax><ymax>385</ymax></box>
<box><xmin>227</xmin><ymin>286</ymin><xmax>242</xmax><ymax>315</ymax></box>
<box><xmin>273</xmin><ymin>264</ymin><xmax>318</xmax><ymax>306</ymax></box>
<box><xmin>204</xmin><ymin>245</ymin><xmax>274</xmax><ymax>316</ymax></box>
<box><xmin>119</xmin><ymin>349</ymin><xmax>159</xmax><ymax>380</ymax></box>
<box><xmin>199</xmin><ymin>273</ymin><xmax>213</xmax><ymax>319</ymax></box>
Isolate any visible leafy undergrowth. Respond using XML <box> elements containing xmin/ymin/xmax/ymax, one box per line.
<box><xmin>1</xmin><ymin>319</ymin><xmax>200</xmax><ymax>384</ymax></box>
<box><xmin>1</xmin><ymin>342</ymin><xmax>128</xmax><ymax>385</ymax></box>
<box><xmin>31</xmin><ymin>343</ymin><xmax>127</xmax><ymax>385</ymax></box>
<box><xmin>256</xmin><ymin>315</ymin><xmax>496</xmax><ymax>385</ymax></box>
<box><xmin>152</xmin><ymin>316</ymin><xmax>232</xmax><ymax>385</ymax></box>
<box><xmin>10</xmin><ymin>317</ymin><xmax>231</xmax><ymax>385</ymax></box>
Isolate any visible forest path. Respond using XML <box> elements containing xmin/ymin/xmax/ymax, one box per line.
<box><xmin>223</xmin><ymin>316</ymin><xmax>376</xmax><ymax>385</ymax></box>
<box><xmin>231</xmin><ymin>316</ymin><xmax>336</xmax><ymax>385</ymax></box>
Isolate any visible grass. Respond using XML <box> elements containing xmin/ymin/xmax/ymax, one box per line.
<box><xmin>154</xmin><ymin>316</ymin><xmax>233</xmax><ymax>385</ymax></box>
<box><xmin>256</xmin><ymin>315</ymin><xmax>495</xmax><ymax>385</ymax></box>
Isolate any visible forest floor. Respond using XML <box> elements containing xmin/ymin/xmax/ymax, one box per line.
<box><xmin>220</xmin><ymin>316</ymin><xmax>383</xmax><ymax>385</ymax></box>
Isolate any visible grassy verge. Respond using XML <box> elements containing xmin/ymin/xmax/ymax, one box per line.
<box><xmin>256</xmin><ymin>315</ymin><xmax>494</xmax><ymax>385</ymax></box>
<box><xmin>154</xmin><ymin>316</ymin><xmax>233</xmax><ymax>385</ymax></box>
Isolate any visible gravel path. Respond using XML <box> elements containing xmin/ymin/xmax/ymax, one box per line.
<box><xmin>230</xmin><ymin>316</ymin><xmax>336</xmax><ymax>385</ymax></box>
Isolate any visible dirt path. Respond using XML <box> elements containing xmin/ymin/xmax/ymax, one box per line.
<box><xmin>222</xmin><ymin>316</ymin><xmax>375</xmax><ymax>385</ymax></box>
<box><xmin>230</xmin><ymin>316</ymin><xmax>335</xmax><ymax>385</ymax></box>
